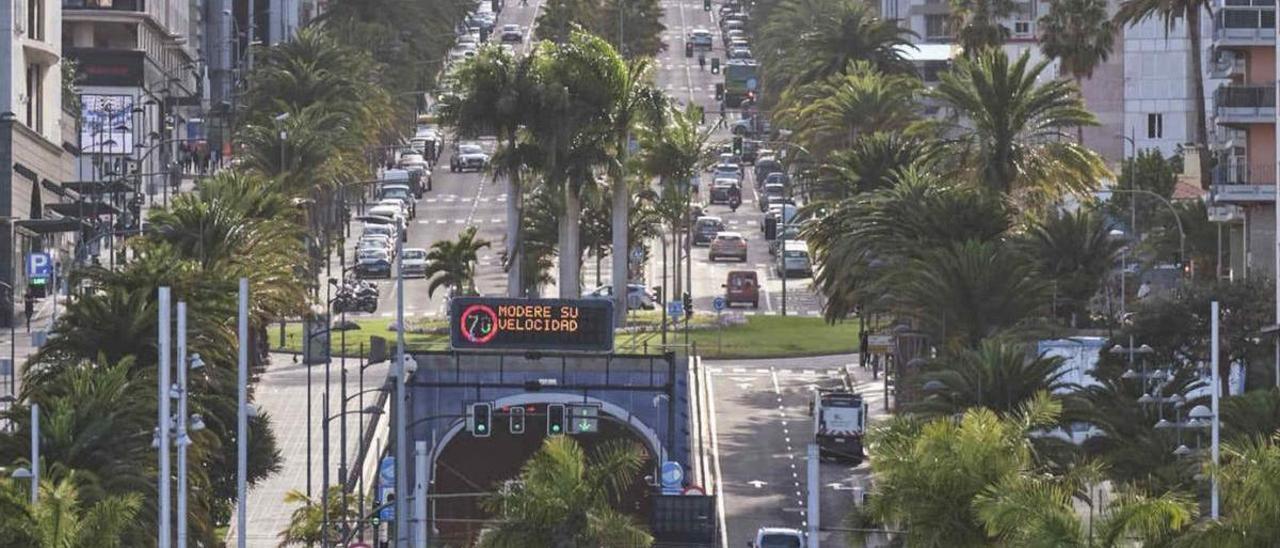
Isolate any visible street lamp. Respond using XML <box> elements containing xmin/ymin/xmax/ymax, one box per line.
<box><xmin>322</xmin><ymin>402</ymin><xmax>383</xmax><ymax>545</ymax></box>
<box><xmin>1100</xmin><ymin>188</ymin><xmax>1188</xmax><ymax>275</ymax></box>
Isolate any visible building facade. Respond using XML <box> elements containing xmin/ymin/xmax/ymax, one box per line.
<box><xmin>1</xmin><ymin>0</ymin><xmax>78</xmax><ymax>323</ymax></box>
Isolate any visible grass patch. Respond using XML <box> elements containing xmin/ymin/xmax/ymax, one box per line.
<box><xmin>272</xmin><ymin>314</ymin><xmax>860</xmax><ymax>360</ymax></box>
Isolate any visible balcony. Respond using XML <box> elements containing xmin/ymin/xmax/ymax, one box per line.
<box><xmin>62</xmin><ymin>0</ymin><xmax>144</xmax><ymax>10</ymax></box>
<box><xmin>1213</xmin><ymin>5</ymin><xmax>1274</xmax><ymax>46</ymax></box>
<box><xmin>1214</xmin><ymin>84</ymin><xmax>1275</xmax><ymax>125</ymax></box>
<box><xmin>1212</xmin><ymin>161</ymin><xmax>1276</xmax><ymax>203</ymax></box>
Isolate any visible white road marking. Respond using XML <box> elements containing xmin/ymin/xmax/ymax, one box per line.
<box><xmin>707</xmin><ymin>360</ymin><xmax>728</xmax><ymax>548</ymax></box>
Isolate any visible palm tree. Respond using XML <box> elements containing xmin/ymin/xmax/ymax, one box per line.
<box><xmin>868</xmin><ymin>391</ymin><xmax>1063</xmax><ymax>546</ymax></box>
<box><xmin>1039</xmin><ymin>0</ymin><xmax>1116</xmax><ymax>143</ymax></box>
<box><xmin>810</xmin><ymin>132</ymin><xmax>935</xmax><ymax>200</ymax></box>
<box><xmin>1020</xmin><ymin>207</ymin><xmax>1124</xmax><ymax>327</ymax></box>
<box><xmin>0</xmin><ymin>473</ymin><xmax>142</xmax><ymax>548</ymax></box>
<box><xmin>424</xmin><ymin>227</ymin><xmax>492</xmax><ymax>297</ymax></box>
<box><xmin>277</xmin><ymin>486</ymin><xmax>362</xmax><ymax>547</ymax></box>
<box><xmin>890</xmin><ymin>240</ymin><xmax>1049</xmax><ymax>347</ymax></box>
<box><xmin>759</xmin><ymin>0</ymin><xmax>918</xmax><ymax>91</ymax></box>
<box><xmin>1220</xmin><ymin>387</ymin><xmax>1280</xmax><ymax>442</ymax></box>
<box><xmin>637</xmin><ymin>103</ymin><xmax>713</xmax><ymax>300</ymax></box>
<box><xmin>1115</xmin><ymin>0</ymin><xmax>1211</xmax><ymax>189</ymax></box>
<box><xmin>775</xmin><ymin>62</ymin><xmax>921</xmax><ymax>157</ymax></box>
<box><xmin>441</xmin><ymin>46</ymin><xmax>544</xmax><ymax>297</ymax></box>
<box><xmin>915</xmin><ymin>49</ymin><xmax>1108</xmax><ymax>207</ymax></box>
<box><xmin>975</xmin><ymin>474</ymin><xmax>1194</xmax><ymax>546</ymax></box>
<box><xmin>603</xmin><ymin>58</ymin><xmax>664</xmax><ymax>323</ymax></box>
<box><xmin>911</xmin><ymin>340</ymin><xmax>1075</xmax><ymax>417</ymax></box>
<box><xmin>1174</xmin><ymin>434</ymin><xmax>1280</xmax><ymax>545</ymax></box>
<box><xmin>535</xmin><ymin>0</ymin><xmax>591</xmax><ymax>44</ymax></box>
<box><xmin>949</xmin><ymin>0</ymin><xmax>1016</xmax><ymax>54</ymax></box>
<box><xmin>477</xmin><ymin>436</ymin><xmax>652</xmax><ymax>547</ymax></box>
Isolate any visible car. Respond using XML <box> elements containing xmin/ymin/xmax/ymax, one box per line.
<box><xmin>583</xmin><ymin>284</ymin><xmax>657</xmax><ymax>310</ymax></box>
<box><xmin>693</xmin><ymin>216</ymin><xmax>725</xmax><ymax>246</ymax></box>
<box><xmin>728</xmin><ymin>47</ymin><xmax>753</xmax><ymax>60</ymax></box>
<box><xmin>769</xmin><ymin>225</ymin><xmax>801</xmax><ymax>255</ymax></box>
<box><xmin>379</xmin><ymin>184</ymin><xmax>417</xmax><ymax>216</ymax></box>
<box><xmin>400</xmin><ymin>248</ymin><xmax>429</xmax><ymax>278</ymax></box>
<box><xmin>356</xmin><ymin>248</ymin><xmax>393</xmax><ymax>278</ymax></box>
<box><xmin>451</xmin><ymin>143</ymin><xmax>490</xmax><ymax>172</ymax></box>
<box><xmin>708</xmin><ymin>178</ymin><xmax>741</xmax><ymax>204</ymax></box>
<box><xmin>716</xmin><ymin>152</ymin><xmax>739</xmax><ymax>166</ymax></box>
<box><xmin>730</xmin><ymin>115</ymin><xmax>760</xmax><ymax>136</ymax></box>
<box><xmin>722</xmin><ymin>18</ymin><xmax>746</xmax><ymax>32</ymax></box>
<box><xmin>356</xmin><ymin>237</ymin><xmax>392</xmax><ymax>259</ymax></box>
<box><xmin>688</xmin><ymin>28</ymin><xmax>714</xmax><ymax>48</ymax></box>
<box><xmin>398</xmin><ymin>152</ymin><xmax>428</xmax><ymax>171</ymax></box>
<box><xmin>501</xmin><ymin>24</ymin><xmax>523</xmax><ymax>42</ymax></box>
<box><xmin>741</xmin><ymin>139</ymin><xmax>761</xmax><ymax>164</ymax></box>
<box><xmin>763</xmin><ymin>171</ymin><xmax>789</xmax><ymax>188</ymax></box>
<box><xmin>723</xmin><ymin>270</ymin><xmax>759</xmax><ymax>308</ymax></box>
<box><xmin>365</xmin><ymin>206</ymin><xmax>407</xmax><ymax>238</ymax></box>
<box><xmin>712</xmin><ymin>163</ymin><xmax>743</xmax><ymax>182</ymax></box>
<box><xmin>750</xmin><ymin>526</ymin><xmax>805</xmax><ymax>548</ymax></box>
<box><xmin>760</xmin><ymin>183</ymin><xmax>786</xmax><ymax>211</ymax></box>
<box><xmin>724</xmin><ymin>29</ymin><xmax>746</xmax><ymax>45</ymax></box>
<box><xmin>775</xmin><ymin>240</ymin><xmax>812</xmax><ymax>278</ymax></box>
<box><xmin>376</xmin><ymin>198</ymin><xmax>410</xmax><ymax>220</ymax></box>
<box><xmin>709</xmin><ymin>232</ymin><xmax>748</xmax><ymax>262</ymax></box>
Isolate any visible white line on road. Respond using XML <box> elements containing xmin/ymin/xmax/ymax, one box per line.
<box><xmin>707</xmin><ymin>361</ymin><xmax>728</xmax><ymax>548</ymax></box>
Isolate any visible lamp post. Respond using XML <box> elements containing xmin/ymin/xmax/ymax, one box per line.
<box><xmin>323</xmin><ymin>402</ymin><xmax>383</xmax><ymax>544</ymax></box>
<box><xmin>173</xmin><ymin>301</ymin><xmax>207</xmax><ymax>548</ymax></box>
<box><xmin>237</xmin><ymin>278</ymin><xmax>249</xmax><ymax>548</ymax></box>
<box><xmin>157</xmin><ymin>287</ymin><xmax>172</xmax><ymax>548</ymax></box>
<box><xmin>1102</xmin><ymin>188</ymin><xmax>1188</xmax><ymax>275</ymax></box>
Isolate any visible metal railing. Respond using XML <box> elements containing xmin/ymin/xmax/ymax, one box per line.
<box><xmin>1213</xmin><ymin>160</ymin><xmax>1275</xmax><ymax>186</ymax></box>
<box><xmin>62</xmin><ymin>0</ymin><xmax>144</xmax><ymax>10</ymax></box>
<box><xmin>1214</xmin><ymin>84</ymin><xmax>1276</xmax><ymax>109</ymax></box>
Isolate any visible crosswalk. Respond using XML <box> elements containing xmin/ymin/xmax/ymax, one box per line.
<box><xmin>707</xmin><ymin>366</ymin><xmax>848</xmax><ymax>378</ymax></box>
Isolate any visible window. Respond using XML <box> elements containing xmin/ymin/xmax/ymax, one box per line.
<box><xmin>1013</xmin><ymin>21</ymin><xmax>1031</xmax><ymax>36</ymax></box>
<box><xmin>925</xmin><ymin>14</ymin><xmax>952</xmax><ymax>39</ymax></box>
<box><xmin>1147</xmin><ymin>113</ymin><xmax>1163</xmax><ymax>139</ymax></box>
<box><xmin>25</xmin><ymin>63</ymin><xmax>43</xmax><ymax>132</ymax></box>
<box><xmin>27</xmin><ymin>0</ymin><xmax>43</xmax><ymax>40</ymax></box>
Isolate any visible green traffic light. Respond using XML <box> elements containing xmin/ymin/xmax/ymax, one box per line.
<box><xmin>477</xmin><ymin>424</ymin><xmax>486</xmax><ymax>432</ymax></box>
<box><xmin>551</xmin><ymin>425</ymin><xmax>561</xmax><ymax>432</ymax></box>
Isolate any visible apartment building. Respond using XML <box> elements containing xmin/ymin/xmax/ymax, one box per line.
<box><xmin>0</xmin><ymin>0</ymin><xmax>79</xmax><ymax>320</ymax></box>
<box><xmin>1203</xmin><ymin>0</ymin><xmax>1274</xmax><ymax>278</ymax></box>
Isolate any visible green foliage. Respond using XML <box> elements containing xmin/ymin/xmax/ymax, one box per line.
<box><xmin>534</xmin><ymin>0</ymin><xmax>667</xmax><ymax>57</ymax></box>
<box><xmin>911</xmin><ymin>340</ymin><xmax>1074</xmax><ymax>417</ymax></box>
<box><xmin>914</xmin><ymin>49</ymin><xmax>1108</xmax><ymax>208</ymax></box>
<box><xmin>809</xmin><ymin>133</ymin><xmax>936</xmax><ymax>199</ymax></box>
<box><xmin>425</xmin><ymin>227</ymin><xmax>492</xmax><ymax>297</ymax></box>
<box><xmin>776</xmin><ymin>62</ymin><xmax>921</xmax><ymax>158</ymax></box>
<box><xmin>949</xmin><ymin>0</ymin><xmax>1016</xmax><ymax>54</ymax></box>
<box><xmin>1110</xmin><ymin>150</ymin><xmax>1180</xmax><ymax>233</ymax></box>
<box><xmin>1019</xmin><ymin>207</ymin><xmax>1124</xmax><ymax>327</ymax></box>
<box><xmin>1039</xmin><ymin>0</ymin><xmax>1115</xmax><ymax>80</ymax></box>
<box><xmin>276</xmin><ymin>486</ymin><xmax>363</xmax><ymax>547</ymax></box>
<box><xmin>1175</xmin><ymin>434</ymin><xmax>1280</xmax><ymax>546</ymax></box>
<box><xmin>0</xmin><ymin>473</ymin><xmax>143</xmax><ymax>548</ymax></box>
<box><xmin>478</xmin><ymin>436</ymin><xmax>652</xmax><ymax>547</ymax></box>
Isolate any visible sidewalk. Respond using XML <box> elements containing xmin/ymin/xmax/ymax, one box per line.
<box><xmin>0</xmin><ymin>291</ymin><xmax>63</xmax><ymax>398</ymax></box>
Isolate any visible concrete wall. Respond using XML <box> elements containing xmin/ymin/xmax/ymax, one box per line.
<box><xmin>1244</xmin><ymin>203</ymin><xmax>1276</xmax><ymax>279</ymax></box>
<box><xmin>1079</xmin><ymin>24</ymin><xmax>1127</xmax><ymax>166</ymax></box>
<box><xmin>1245</xmin><ymin>45</ymin><xmax>1274</xmax><ymax>84</ymax></box>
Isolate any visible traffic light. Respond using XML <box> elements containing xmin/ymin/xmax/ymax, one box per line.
<box><xmin>682</xmin><ymin>292</ymin><xmax>693</xmax><ymax>320</ymax></box>
<box><xmin>694</xmin><ymin>105</ymin><xmax>705</xmax><ymax>125</ymax></box>
<box><xmin>710</xmin><ymin>57</ymin><xmax>720</xmax><ymax>74</ymax></box>
<box><xmin>704</xmin><ymin>0</ymin><xmax>711</xmax><ymax>10</ymax></box>
<box><xmin>509</xmin><ymin>406</ymin><xmax>525</xmax><ymax>434</ymax></box>
<box><xmin>715</xmin><ymin>83</ymin><xmax>724</xmax><ymax>100</ymax></box>
<box><xmin>547</xmin><ymin>403</ymin><xmax>566</xmax><ymax>435</ymax></box>
<box><xmin>470</xmin><ymin>403</ymin><xmax>492</xmax><ymax>437</ymax></box>
<box><xmin>652</xmin><ymin>286</ymin><xmax>664</xmax><ymax>304</ymax></box>
<box><xmin>733</xmin><ymin>136</ymin><xmax>743</xmax><ymax>155</ymax></box>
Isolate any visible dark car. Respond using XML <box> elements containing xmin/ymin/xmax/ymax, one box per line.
<box><xmin>760</xmin><ymin>183</ymin><xmax>786</xmax><ymax>211</ymax></box>
<box><xmin>709</xmin><ymin>179</ymin><xmax>741</xmax><ymax>204</ymax></box>
<box><xmin>763</xmin><ymin>171</ymin><xmax>789</xmax><ymax>188</ymax></box>
<box><xmin>754</xmin><ymin>158</ymin><xmax>783</xmax><ymax>186</ymax></box>
<box><xmin>355</xmin><ymin>248</ymin><xmax>393</xmax><ymax>278</ymax></box>
<box><xmin>740</xmin><ymin>140</ymin><xmax>761</xmax><ymax>164</ymax></box>
<box><xmin>693</xmin><ymin>216</ymin><xmax>725</xmax><ymax>246</ymax></box>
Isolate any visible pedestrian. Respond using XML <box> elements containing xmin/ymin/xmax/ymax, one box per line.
<box><xmin>698</xmin><ymin>54</ymin><xmax>706</xmax><ymax>70</ymax></box>
<box><xmin>23</xmin><ymin>292</ymin><xmax>34</xmax><ymax>333</ymax></box>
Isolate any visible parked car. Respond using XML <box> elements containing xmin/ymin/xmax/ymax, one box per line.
<box><xmin>728</xmin><ymin>47</ymin><xmax>753</xmax><ymax>60</ymax></box>
<box><xmin>759</xmin><ymin>183</ymin><xmax>786</xmax><ymax>211</ymax></box>
<box><xmin>723</xmin><ymin>270</ymin><xmax>759</xmax><ymax>308</ymax></box>
<box><xmin>583</xmin><ymin>284</ymin><xmax>657</xmax><ymax>310</ymax></box>
<box><xmin>356</xmin><ymin>248</ymin><xmax>393</xmax><ymax>278</ymax></box>
<box><xmin>709</xmin><ymin>232</ymin><xmax>748</xmax><ymax>262</ymax></box>
<box><xmin>378</xmin><ymin>184</ymin><xmax>417</xmax><ymax>217</ymax></box>
<box><xmin>693</xmin><ymin>216</ymin><xmax>725</xmax><ymax>246</ymax></box>
<box><xmin>775</xmin><ymin>240</ymin><xmax>812</xmax><ymax>278</ymax></box>
<box><xmin>451</xmin><ymin>142</ymin><xmax>490</xmax><ymax>172</ymax></box>
<box><xmin>400</xmin><ymin>248</ymin><xmax>429</xmax><ymax>278</ymax></box>
<box><xmin>712</xmin><ymin>163</ymin><xmax>743</xmax><ymax>183</ymax></box>
<box><xmin>688</xmin><ymin>27</ymin><xmax>714</xmax><ymax>48</ymax></box>
<box><xmin>740</xmin><ymin>140</ymin><xmax>761</xmax><ymax>164</ymax></box>
<box><xmin>708</xmin><ymin>178</ymin><xmax>741</xmax><ymax>204</ymax></box>
<box><xmin>750</xmin><ymin>527</ymin><xmax>805</xmax><ymax>548</ymax></box>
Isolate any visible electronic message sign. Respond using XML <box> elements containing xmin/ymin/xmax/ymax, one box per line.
<box><xmin>449</xmin><ymin>298</ymin><xmax>615</xmax><ymax>353</ymax></box>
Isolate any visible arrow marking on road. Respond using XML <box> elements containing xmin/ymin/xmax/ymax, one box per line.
<box><xmin>747</xmin><ymin>480</ymin><xmax>768</xmax><ymax>488</ymax></box>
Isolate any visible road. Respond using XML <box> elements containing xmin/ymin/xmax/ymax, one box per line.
<box><xmin>705</xmin><ymin>354</ymin><xmax>887</xmax><ymax>546</ymax></box>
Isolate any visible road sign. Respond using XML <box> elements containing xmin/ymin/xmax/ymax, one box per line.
<box><xmin>746</xmin><ymin>77</ymin><xmax>758</xmax><ymax>91</ymax></box>
<box><xmin>867</xmin><ymin>335</ymin><xmax>894</xmax><ymax>354</ymax></box>
<box><xmin>568</xmin><ymin>404</ymin><xmax>599</xmax><ymax>434</ymax></box>
<box><xmin>630</xmin><ymin>246</ymin><xmax>645</xmax><ymax>261</ymax></box>
<box><xmin>660</xmin><ymin>461</ymin><xmax>684</xmax><ymax>495</ymax></box>
<box><xmin>712</xmin><ymin>296</ymin><xmax>726</xmax><ymax>312</ymax></box>
<box><xmin>667</xmin><ymin>300</ymin><xmax>683</xmax><ymax>320</ymax></box>
<box><xmin>26</xmin><ymin>252</ymin><xmax>51</xmax><ymax>280</ymax></box>
<box><xmin>377</xmin><ymin>457</ymin><xmax>396</xmax><ymax>521</ymax></box>
<box><xmin>449</xmin><ymin>297</ymin><xmax>614</xmax><ymax>353</ymax></box>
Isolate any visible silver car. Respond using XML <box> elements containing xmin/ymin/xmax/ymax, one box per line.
<box><xmin>400</xmin><ymin>248</ymin><xmax>429</xmax><ymax>278</ymax></box>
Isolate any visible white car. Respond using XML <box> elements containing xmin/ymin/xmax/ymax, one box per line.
<box><xmin>583</xmin><ymin>284</ymin><xmax>657</xmax><ymax>310</ymax></box>
<box><xmin>689</xmin><ymin>28</ymin><xmax>714</xmax><ymax>48</ymax></box>
<box><xmin>750</xmin><ymin>527</ymin><xmax>805</xmax><ymax>548</ymax></box>
<box><xmin>712</xmin><ymin>163</ymin><xmax>743</xmax><ymax>182</ymax></box>
<box><xmin>451</xmin><ymin>143</ymin><xmax>490</xmax><ymax>172</ymax></box>
<box><xmin>376</xmin><ymin>198</ymin><xmax>410</xmax><ymax>219</ymax></box>
<box><xmin>398</xmin><ymin>152</ymin><xmax>428</xmax><ymax>171</ymax></box>
<box><xmin>501</xmin><ymin>24</ymin><xmax>523</xmax><ymax>42</ymax></box>
<box><xmin>400</xmin><ymin>248</ymin><xmax>429</xmax><ymax>278</ymax></box>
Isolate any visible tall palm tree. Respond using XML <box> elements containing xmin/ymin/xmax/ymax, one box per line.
<box><xmin>810</xmin><ymin>132</ymin><xmax>936</xmax><ymax>200</ymax></box>
<box><xmin>1040</xmin><ymin>0</ymin><xmax>1116</xmax><ymax>142</ymax></box>
<box><xmin>1115</xmin><ymin>0</ymin><xmax>1211</xmax><ymax>189</ymax></box>
<box><xmin>912</xmin><ymin>341</ymin><xmax>1075</xmax><ymax>417</ymax></box>
<box><xmin>1174</xmin><ymin>434</ymin><xmax>1280</xmax><ymax>545</ymax></box>
<box><xmin>776</xmin><ymin>62</ymin><xmax>921</xmax><ymax>157</ymax></box>
<box><xmin>949</xmin><ymin>0</ymin><xmax>1016</xmax><ymax>54</ymax></box>
<box><xmin>442</xmin><ymin>46</ymin><xmax>544</xmax><ymax>297</ymax></box>
<box><xmin>759</xmin><ymin>0</ymin><xmax>918</xmax><ymax>91</ymax></box>
<box><xmin>0</xmin><ymin>473</ymin><xmax>142</xmax><ymax>548</ymax></box>
<box><xmin>603</xmin><ymin>59</ymin><xmax>664</xmax><ymax>323</ymax></box>
<box><xmin>1019</xmin><ymin>207</ymin><xmax>1124</xmax><ymax>326</ymax></box>
<box><xmin>915</xmin><ymin>49</ymin><xmax>1109</xmax><ymax>207</ymax></box>
<box><xmin>637</xmin><ymin>103</ymin><xmax>713</xmax><ymax>300</ymax></box>
<box><xmin>477</xmin><ymin>436</ymin><xmax>652</xmax><ymax>547</ymax></box>
<box><xmin>424</xmin><ymin>227</ymin><xmax>492</xmax><ymax>297</ymax></box>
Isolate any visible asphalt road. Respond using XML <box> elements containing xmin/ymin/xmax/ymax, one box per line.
<box><xmin>706</xmin><ymin>354</ymin><xmax>887</xmax><ymax>546</ymax></box>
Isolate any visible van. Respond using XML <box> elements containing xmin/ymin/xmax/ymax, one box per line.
<box><xmin>724</xmin><ymin>271</ymin><xmax>759</xmax><ymax>308</ymax></box>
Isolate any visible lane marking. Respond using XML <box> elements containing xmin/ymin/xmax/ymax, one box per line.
<box><xmin>707</xmin><ymin>362</ymin><xmax>728</xmax><ymax>548</ymax></box>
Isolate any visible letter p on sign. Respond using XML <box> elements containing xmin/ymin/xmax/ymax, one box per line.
<box><xmin>27</xmin><ymin>252</ymin><xmax>51</xmax><ymax>279</ymax></box>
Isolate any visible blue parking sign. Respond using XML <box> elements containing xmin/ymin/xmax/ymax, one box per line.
<box><xmin>667</xmin><ymin>300</ymin><xmax>683</xmax><ymax>320</ymax></box>
<box><xmin>713</xmin><ymin>296</ymin><xmax>726</xmax><ymax>312</ymax></box>
<box><xmin>26</xmin><ymin>252</ymin><xmax>51</xmax><ymax>279</ymax></box>
<box><xmin>377</xmin><ymin>456</ymin><xmax>396</xmax><ymax>521</ymax></box>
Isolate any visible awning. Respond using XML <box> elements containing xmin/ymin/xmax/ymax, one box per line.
<box><xmin>61</xmin><ymin>180</ymin><xmax>134</xmax><ymax>195</ymax></box>
<box><xmin>47</xmin><ymin>202</ymin><xmax>120</xmax><ymax>217</ymax></box>
<box><xmin>16</xmin><ymin>218</ymin><xmax>92</xmax><ymax>234</ymax></box>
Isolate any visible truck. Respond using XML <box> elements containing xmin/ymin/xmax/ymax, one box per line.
<box><xmin>723</xmin><ymin>59</ymin><xmax>759</xmax><ymax>108</ymax></box>
<box><xmin>812</xmin><ymin>390</ymin><xmax>868</xmax><ymax>464</ymax></box>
